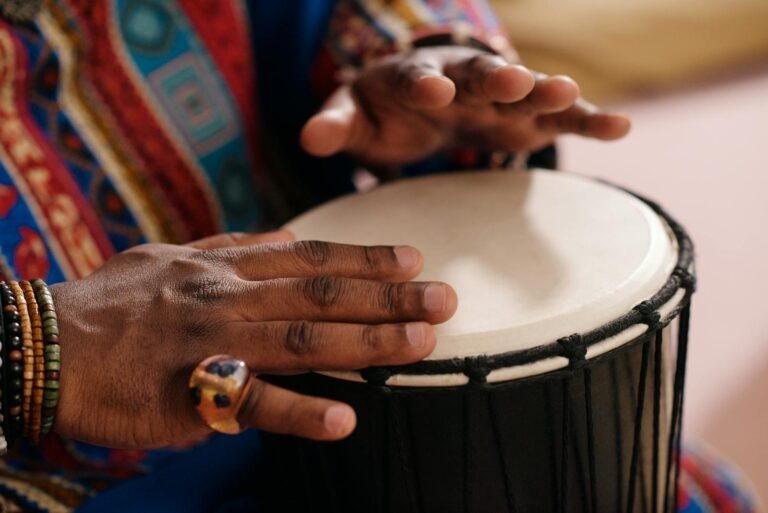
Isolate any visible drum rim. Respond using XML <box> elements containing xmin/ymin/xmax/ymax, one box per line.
<box><xmin>349</xmin><ymin>182</ymin><xmax>696</xmax><ymax>387</ymax></box>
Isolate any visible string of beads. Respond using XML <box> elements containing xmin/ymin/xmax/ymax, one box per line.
<box><xmin>0</xmin><ymin>280</ymin><xmax>60</xmax><ymax>453</ymax></box>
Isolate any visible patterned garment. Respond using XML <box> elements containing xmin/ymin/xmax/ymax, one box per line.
<box><xmin>678</xmin><ymin>446</ymin><xmax>761</xmax><ymax>513</ymax></box>
<box><xmin>0</xmin><ymin>0</ymin><xmax>758</xmax><ymax>511</ymax></box>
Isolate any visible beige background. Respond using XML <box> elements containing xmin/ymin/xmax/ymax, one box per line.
<box><xmin>491</xmin><ymin>0</ymin><xmax>768</xmax><ymax>101</ymax></box>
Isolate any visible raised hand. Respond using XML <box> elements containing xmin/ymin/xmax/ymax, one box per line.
<box><xmin>301</xmin><ymin>46</ymin><xmax>630</xmax><ymax>166</ymax></box>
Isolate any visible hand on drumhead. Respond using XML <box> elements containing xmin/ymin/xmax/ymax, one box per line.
<box><xmin>49</xmin><ymin>232</ymin><xmax>457</xmax><ymax>448</ymax></box>
<box><xmin>300</xmin><ymin>46</ymin><xmax>631</xmax><ymax>166</ymax></box>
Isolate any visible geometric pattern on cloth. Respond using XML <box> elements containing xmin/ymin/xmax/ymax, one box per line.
<box><xmin>114</xmin><ymin>0</ymin><xmax>261</xmax><ymax>230</ymax></box>
<box><xmin>15</xmin><ymin>22</ymin><xmax>146</xmax><ymax>253</ymax></box>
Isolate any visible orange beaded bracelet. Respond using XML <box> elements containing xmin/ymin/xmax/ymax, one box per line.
<box><xmin>21</xmin><ymin>281</ymin><xmax>45</xmax><ymax>443</ymax></box>
<box><xmin>10</xmin><ymin>281</ymin><xmax>33</xmax><ymax>437</ymax></box>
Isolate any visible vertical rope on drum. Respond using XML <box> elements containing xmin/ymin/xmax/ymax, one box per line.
<box><xmin>463</xmin><ymin>357</ymin><xmax>491</xmax><ymax>513</ymax></box>
<box><xmin>662</xmin><ymin>303</ymin><xmax>690</xmax><ymax>513</ymax></box>
<box><xmin>627</xmin><ymin>340</ymin><xmax>651</xmax><ymax>513</ymax></box>
<box><xmin>382</xmin><ymin>386</ymin><xmax>392</xmax><ymax>513</ymax></box>
<box><xmin>672</xmin><ymin>304</ymin><xmax>691</xmax><ymax>510</ymax></box>
<box><xmin>391</xmin><ymin>394</ymin><xmax>420</xmax><ymax>513</ymax></box>
<box><xmin>291</xmin><ymin>436</ymin><xmax>322</xmax><ymax>510</ymax></box>
<box><xmin>366</xmin><ymin>387</ymin><xmax>382</xmax><ymax>513</ymax></box>
<box><xmin>317</xmin><ymin>440</ymin><xmax>340</xmax><ymax>512</ymax></box>
<box><xmin>406</xmin><ymin>399</ymin><xmax>427</xmax><ymax>513</ymax></box>
<box><xmin>361</xmin><ymin>369</ymin><xmax>395</xmax><ymax>513</ymax></box>
<box><xmin>652</xmin><ymin>332</ymin><xmax>663</xmax><ymax>513</ymax></box>
<box><xmin>463</xmin><ymin>389</ymin><xmax>471</xmax><ymax>513</ymax></box>
<box><xmin>545</xmin><ymin>381</ymin><xmax>561</xmax><ymax>513</ymax></box>
<box><xmin>488</xmin><ymin>389</ymin><xmax>518</xmax><ymax>513</ymax></box>
<box><xmin>560</xmin><ymin>379</ymin><xmax>571</xmax><ymax>513</ymax></box>
<box><xmin>556</xmin><ymin>334</ymin><xmax>585</xmax><ymax>512</ymax></box>
<box><xmin>584</xmin><ymin>369</ymin><xmax>599</xmax><ymax>513</ymax></box>
<box><xmin>610</xmin><ymin>358</ymin><xmax>624</xmax><ymax>513</ymax></box>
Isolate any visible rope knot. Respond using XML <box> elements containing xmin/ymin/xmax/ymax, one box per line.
<box><xmin>558</xmin><ymin>334</ymin><xmax>586</xmax><ymax>367</ymax></box>
<box><xmin>634</xmin><ymin>301</ymin><xmax>661</xmax><ymax>328</ymax></box>
<box><xmin>360</xmin><ymin>367</ymin><xmax>392</xmax><ymax>387</ymax></box>
<box><xmin>674</xmin><ymin>267</ymin><xmax>697</xmax><ymax>292</ymax></box>
<box><xmin>464</xmin><ymin>355</ymin><xmax>490</xmax><ymax>383</ymax></box>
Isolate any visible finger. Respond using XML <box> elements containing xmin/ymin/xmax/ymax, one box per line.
<box><xmin>498</xmin><ymin>74</ymin><xmax>580</xmax><ymax>116</ymax></box>
<box><xmin>536</xmin><ymin>101</ymin><xmax>632</xmax><ymax>140</ymax></box>
<box><xmin>301</xmin><ymin>86</ymin><xmax>357</xmax><ymax>157</ymax></box>
<box><xmin>239</xmin><ymin>378</ymin><xmax>356</xmax><ymax>440</ymax></box>
<box><xmin>186</xmin><ymin>230</ymin><xmax>295</xmax><ymax>250</ymax></box>
<box><xmin>222</xmin><ymin>321</ymin><xmax>435</xmax><ymax>372</ymax></box>
<box><xmin>238</xmin><ymin>278</ymin><xmax>457</xmax><ymax>324</ymax></box>
<box><xmin>357</xmin><ymin>56</ymin><xmax>455</xmax><ymax>111</ymax></box>
<box><xmin>202</xmin><ymin>240</ymin><xmax>423</xmax><ymax>282</ymax></box>
<box><xmin>443</xmin><ymin>54</ymin><xmax>535</xmax><ymax>105</ymax></box>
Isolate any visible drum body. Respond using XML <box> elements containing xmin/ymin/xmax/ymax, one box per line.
<box><xmin>264</xmin><ymin>170</ymin><xmax>694</xmax><ymax>513</ymax></box>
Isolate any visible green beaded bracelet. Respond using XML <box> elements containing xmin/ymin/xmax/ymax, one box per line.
<box><xmin>31</xmin><ymin>279</ymin><xmax>60</xmax><ymax>435</ymax></box>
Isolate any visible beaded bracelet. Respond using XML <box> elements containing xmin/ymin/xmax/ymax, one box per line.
<box><xmin>21</xmin><ymin>281</ymin><xmax>44</xmax><ymax>443</ymax></box>
<box><xmin>0</xmin><ymin>287</ymin><xmax>7</xmax><ymax>455</ymax></box>
<box><xmin>10</xmin><ymin>281</ymin><xmax>34</xmax><ymax>438</ymax></box>
<box><xmin>1</xmin><ymin>283</ymin><xmax>23</xmax><ymax>443</ymax></box>
<box><xmin>32</xmin><ymin>279</ymin><xmax>59</xmax><ymax>435</ymax></box>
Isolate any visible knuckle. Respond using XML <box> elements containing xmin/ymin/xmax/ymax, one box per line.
<box><xmin>167</xmin><ymin>254</ymin><xmax>207</xmax><ymax>277</ymax></box>
<box><xmin>190</xmin><ymin>247</ymin><xmax>238</xmax><ymax>265</ymax></box>
<box><xmin>466</xmin><ymin>54</ymin><xmax>488</xmax><ymax>71</ymax></box>
<box><xmin>302</xmin><ymin>276</ymin><xmax>343</xmax><ymax>308</ymax></box>
<box><xmin>284</xmin><ymin>321</ymin><xmax>318</xmax><ymax>356</ymax></box>
<box><xmin>177</xmin><ymin>277</ymin><xmax>232</xmax><ymax>303</ymax></box>
<box><xmin>361</xmin><ymin>246</ymin><xmax>395</xmax><ymax>272</ymax></box>
<box><xmin>362</xmin><ymin>246</ymin><xmax>377</xmax><ymax>271</ymax></box>
<box><xmin>182</xmin><ymin>311</ymin><xmax>220</xmax><ymax>341</ymax></box>
<box><xmin>379</xmin><ymin>283</ymin><xmax>406</xmax><ymax>315</ymax></box>
<box><xmin>123</xmin><ymin>242</ymin><xmax>168</xmax><ymax>256</ymax></box>
<box><xmin>240</xmin><ymin>379</ymin><xmax>267</xmax><ymax>423</ymax></box>
<box><xmin>293</xmin><ymin>240</ymin><xmax>330</xmax><ymax>268</ymax></box>
<box><xmin>397</xmin><ymin>62</ymin><xmax>420</xmax><ymax>84</ymax></box>
<box><xmin>361</xmin><ymin>325</ymin><xmax>384</xmax><ymax>353</ymax></box>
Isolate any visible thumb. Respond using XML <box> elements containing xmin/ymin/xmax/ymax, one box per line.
<box><xmin>185</xmin><ymin>229</ymin><xmax>295</xmax><ymax>250</ymax></box>
<box><xmin>300</xmin><ymin>86</ymin><xmax>356</xmax><ymax>157</ymax></box>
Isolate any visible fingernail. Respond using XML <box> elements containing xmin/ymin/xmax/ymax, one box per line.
<box><xmin>423</xmin><ymin>284</ymin><xmax>446</xmax><ymax>314</ymax></box>
<box><xmin>324</xmin><ymin>405</ymin><xmax>352</xmax><ymax>435</ymax></box>
<box><xmin>394</xmin><ymin>246</ymin><xmax>420</xmax><ymax>268</ymax></box>
<box><xmin>405</xmin><ymin>322</ymin><xmax>427</xmax><ymax>350</ymax></box>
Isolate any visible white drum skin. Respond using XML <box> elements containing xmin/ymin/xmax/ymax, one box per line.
<box><xmin>285</xmin><ymin>170</ymin><xmax>680</xmax><ymax>385</ymax></box>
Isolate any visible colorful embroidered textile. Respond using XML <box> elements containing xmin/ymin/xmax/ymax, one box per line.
<box><xmin>678</xmin><ymin>446</ymin><xmax>760</xmax><ymax>513</ymax></box>
<box><xmin>0</xmin><ymin>1</ymin><xmax>757</xmax><ymax>511</ymax></box>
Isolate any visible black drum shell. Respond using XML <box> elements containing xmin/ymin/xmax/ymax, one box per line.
<box><xmin>262</xmin><ymin>333</ymin><xmax>678</xmax><ymax>513</ymax></box>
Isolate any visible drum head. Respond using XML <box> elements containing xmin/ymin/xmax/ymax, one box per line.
<box><xmin>286</xmin><ymin>170</ymin><xmax>677</xmax><ymax>362</ymax></box>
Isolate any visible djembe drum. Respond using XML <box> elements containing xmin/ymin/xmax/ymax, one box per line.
<box><xmin>263</xmin><ymin>170</ymin><xmax>695</xmax><ymax>513</ymax></box>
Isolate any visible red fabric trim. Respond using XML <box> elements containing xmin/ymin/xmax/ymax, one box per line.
<box><xmin>681</xmin><ymin>454</ymin><xmax>744</xmax><ymax>513</ymax></box>
<box><xmin>0</xmin><ymin>22</ymin><xmax>114</xmax><ymax>278</ymax></box>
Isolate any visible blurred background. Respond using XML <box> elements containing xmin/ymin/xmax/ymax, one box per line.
<box><xmin>491</xmin><ymin>0</ymin><xmax>768</xmax><ymax>502</ymax></box>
